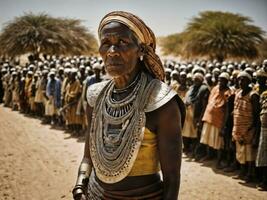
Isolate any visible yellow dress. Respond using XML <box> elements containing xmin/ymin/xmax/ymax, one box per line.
<box><xmin>65</xmin><ymin>80</ymin><xmax>83</xmax><ymax>125</ymax></box>
<box><xmin>128</xmin><ymin>127</ymin><xmax>160</xmax><ymax>176</ymax></box>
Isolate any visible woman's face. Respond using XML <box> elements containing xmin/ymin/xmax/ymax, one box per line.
<box><xmin>99</xmin><ymin>22</ymin><xmax>141</xmax><ymax>78</ymax></box>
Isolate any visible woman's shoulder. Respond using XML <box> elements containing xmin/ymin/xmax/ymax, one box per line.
<box><xmin>86</xmin><ymin>80</ymin><xmax>110</xmax><ymax>107</ymax></box>
<box><xmin>144</xmin><ymin>79</ymin><xmax>177</xmax><ymax>112</ymax></box>
<box><xmin>144</xmin><ymin>78</ymin><xmax>186</xmax><ymax>126</ymax></box>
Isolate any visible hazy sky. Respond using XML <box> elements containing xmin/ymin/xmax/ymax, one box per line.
<box><xmin>0</xmin><ymin>0</ymin><xmax>266</xmax><ymax>38</ymax></box>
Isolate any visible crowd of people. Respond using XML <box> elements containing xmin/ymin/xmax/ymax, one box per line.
<box><xmin>0</xmin><ymin>55</ymin><xmax>266</xmax><ymax>191</ymax></box>
<box><xmin>0</xmin><ymin>55</ymin><xmax>107</xmax><ymax>135</ymax></box>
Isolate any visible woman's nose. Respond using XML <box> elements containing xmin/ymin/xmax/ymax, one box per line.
<box><xmin>107</xmin><ymin>45</ymin><xmax>119</xmax><ymax>57</ymax></box>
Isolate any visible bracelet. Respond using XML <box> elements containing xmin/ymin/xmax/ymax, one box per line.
<box><xmin>73</xmin><ymin>159</ymin><xmax>92</xmax><ymax>198</ymax></box>
<box><xmin>72</xmin><ymin>186</ymin><xmax>84</xmax><ymax>199</ymax></box>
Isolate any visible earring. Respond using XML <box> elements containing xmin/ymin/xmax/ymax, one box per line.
<box><xmin>140</xmin><ymin>55</ymin><xmax>143</xmax><ymax>61</ymax></box>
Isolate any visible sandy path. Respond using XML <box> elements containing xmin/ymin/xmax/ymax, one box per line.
<box><xmin>0</xmin><ymin>105</ymin><xmax>266</xmax><ymax>200</ymax></box>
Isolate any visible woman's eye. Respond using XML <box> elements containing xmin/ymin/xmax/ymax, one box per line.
<box><xmin>119</xmin><ymin>40</ymin><xmax>127</xmax><ymax>45</ymax></box>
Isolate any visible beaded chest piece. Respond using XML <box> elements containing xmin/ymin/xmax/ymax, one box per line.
<box><xmin>89</xmin><ymin>72</ymin><xmax>149</xmax><ymax>183</ymax></box>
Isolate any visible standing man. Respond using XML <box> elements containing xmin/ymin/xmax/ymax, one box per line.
<box><xmin>255</xmin><ymin>68</ymin><xmax>267</xmax><ymax>190</ymax></box>
<box><xmin>183</xmin><ymin>73</ymin><xmax>209</xmax><ymax>158</ymax></box>
<box><xmin>46</xmin><ymin>71</ymin><xmax>61</xmax><ymax>125</ymax></box>
<box><xmin>232</xmin><ymin>71</ymin><xmax>260</xmax><ymax>182</ymax></box>
<box><xmin>200</xmin><ymin>72</ymin><xmax>232</xmax><ymax>168</ymax></box>
<box><xmin>65</xmin><ymin>69</ymin><xmax>83</xmax><ymax>135</ymax></box>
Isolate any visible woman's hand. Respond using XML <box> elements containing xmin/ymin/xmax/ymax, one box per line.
<box><xmin>74</xmin><ymin>193</ymin><xmax>86</xmax><ymax>200</ymax></box>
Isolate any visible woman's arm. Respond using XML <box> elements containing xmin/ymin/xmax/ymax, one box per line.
<box><xmin>72</xmin><ymin>104</ymin><xmax>93</xmax><ymax>200</ymax></box>
<box><xmin>156</xmin><ymin>97</ymin><xmax>182</xmax><ymax>200</ymax></box>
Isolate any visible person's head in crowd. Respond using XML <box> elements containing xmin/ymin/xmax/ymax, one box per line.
<box><xmin>215</xmin><ymin>62</ymin><xmax>221</xmax><ymax>69</ymax></box>
<box><xmin>207</xmin><ymin>63</ymin><xmax>214</xmax><ymax>73</ymax></box>
<box><xmin>27</xmin><ymin>71</ymin><xmax>33</xmax><ymax>79</ymax></box>
<box><xmin>200</xmin><ymin>61</ymin><xmax>206</xmax><ymax>69</ymax></box>
<box><xmin>92</xmin><ymin>62</ymin><xmax>102</xmax><ymax>78</ymax></box>
<box><xmin>63</xmin><ymin>68</ymin><xmax>71</xmax><ymax>80</ymax></box>
<box><xmin>38</xmin><ymin>61</ymin><xmax>43</xmax><ymax>70</ymax></box>
<box><xmin>22</xmin><ymin>68</ymin><xmax>28</xmax><ymax>77</ymax></box>
<box><xmin>251</xmin><ymin>62</ymin><xmax>257</xmax><ymax>70</ymax></box>
<box><xmin>212</xmin><ymin>68</ymin><xmax>220</xmax><ymax>84</ymax></box>
<box><xmin>256</xmin><ymin>68</ymin><xmax>267</xmax><ymax>87</ymax></box>
<box><xmin>174</xmin><ymin>64</ymin><xmax>180</xmax><ymax>72</ymax></box>
<box><xmin>179</xmin><ymin>71</ymin><xmax>187</xmax><ymax>86</ymax></box>
<box><xmin>218</xmin><ymin>72</ymin><xmax>230</xmax><ymax>90</ymax></box>
<box><xmin>179</xmin><ymin>65</ymin><xmax>186</xmax><ymax>72</ymax></box>
<box><xmin>58</xmin><ymin>67</ymin><xmax>64</xmax><ymax>77</ymax></box>
<box><xmin>186</xmin><ymin>73</ymin><xmax>193</xmax><ymax>86</ymax></box>
<box><xmin>227</xmin><ymin>64</ymin><xmax>234</xmax><ymax>74</ymax></box>
<box><xmin>187</xmin><ymin>63</ymin><xmax>193</xmax><ymax>73</ymax></box>
<box><xmin>245</xmin><ymin>67</ymin><xmax>254</xmax><ymax>77</ymax></box>
<box><xmin>50</xmin><ymin>62</ymin><xmax>56</xmax><ymax>69</ymax></box>
<box><xmin>79</xmin><ymin>65</ymin><xmax>86</xmax><ymax>76</ymax></box>
<box><xmin>193</xmin><ymin>72</ymin><xmax>204</xmax><ymax>87</ymax></box>
<box><xmin>28</xmin><ymin>64</ymin><xmax>35</xmax><ymax>72</ymax></box>
<box><xmin>171</xmin><ymin>70</ymin><xmax>179</xmax><ymax>82</ymax></box>
<box><xmin>86</xmin><ymin>67</ymin><xmax>94</xmax><ymax>76</ymax></box>
<box><xmin>165</xmin><ymin>68</ymin><xmax>172</xmax><ymax>82</ymax></box>
<box><xmin>238</xmin><ymin>71</ymin><xmax>252</xmax><ymax>90</ymax></box>
<box><xmin>11</xmin><ymin>71</ymin><xmax>17</xmax><ymax>79</ymax></box>
<box><xmin>70</xmin><ymin>68</ymin><xmax>77</xmax><ymax>81</ymax></box>
<box><xmin>263</xmin><ymin>59</ymin><xmax>267</xmax><ymax>72</ymax></box>
<box><xmin>65</xmin><ymin>62</ymin><xmax>72</xmax><ymax>68</ymax></box>
<box><xmin>10</xmin><ymin>68</ymin><xmax>15</xmax><ymax>74</ymax></box>
<box><xmin>33</xmin><ymin>73</ymin><xmax>39</xmax><ymax>82</ymax></box>
<box><xmin>49</xmin><ymin>70</ymin><xmax>56</xmax><ymax>81</ymax></box>
<box><xmin>221</xmin><ymin>65</ymin><xmax>227</xmax><ymax>72</ymax></box>
<box><xmin>229</xmin><ymin>70</ymin><xmax>238</xmax><ymax>87</ymax></box>
<box><xmin>240</xmin><ymin>60</ymin><xmax>246</xmax><ymax>70</ymax></box>
<box><xmin>205</xmin><ymin>73</ymin><xmax>213</xmax><ymax>87</ymax></box>
<box><xmin>245</xmin><ymin>67</ymin><xmax>256</xmax><ymax>84</ymax></box>
<box><xmin>167</xmin><ymin>62</ymin><xmax>175</xmax><ymax>70</ymax></box>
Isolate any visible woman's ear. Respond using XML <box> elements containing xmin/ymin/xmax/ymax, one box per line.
<box><xmin>138</xmin><ymin>44</ymin><xmax>145</xmax><ymax>58</ymax></box>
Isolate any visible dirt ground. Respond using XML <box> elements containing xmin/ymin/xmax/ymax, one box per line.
<box><xmin>0</xmin><ymin>105</ymin><xmax>266</xmax><ymax>200</ymax></box>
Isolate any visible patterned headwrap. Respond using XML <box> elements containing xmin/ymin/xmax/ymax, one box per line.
<box><xmin>98</xmin><ymin>11</ymin><xmax>165</xmax><ymax>81</ymax></box>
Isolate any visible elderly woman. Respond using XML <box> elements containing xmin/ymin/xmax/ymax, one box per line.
<box><xmin>72</xmin><ymin>11</ymin><xmax>185</xmax><ymax>200</ymax></box>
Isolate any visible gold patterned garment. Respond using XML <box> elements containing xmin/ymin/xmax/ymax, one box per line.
<box><xmin>128</xmin><ymin>128</ymin><xmax>160</xmax><ymax>176</ymax></box>
<box><xmin>65</xmin><ymin>79</ymin><xmax>82</xmax><ymax>125</ymax></box>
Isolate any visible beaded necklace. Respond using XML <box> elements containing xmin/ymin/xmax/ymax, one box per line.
<box><xmin>89</xmin><ymin>72</ymin><xmax>150</xmax><ymax>183</ymax></box>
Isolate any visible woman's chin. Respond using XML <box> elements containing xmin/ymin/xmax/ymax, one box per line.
<box><xmin>106</xmin><ymin>70</ymin><xmax>125</xmax><ymax>78</ymax></box>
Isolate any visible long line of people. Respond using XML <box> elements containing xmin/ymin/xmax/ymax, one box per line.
<box><xmin>0</xmin><ymin>55</ymin><xmax>106</xmax><ymax>136</ymax></box>
<box><xmin>165</xmin><ymin>59</ymin><xmax>267</xmax><ymax>191</ymax></box>
<box><xmin>0</xmin><ymin>56</ymin><xmax>266</xmax><ymax>191</ymax></box>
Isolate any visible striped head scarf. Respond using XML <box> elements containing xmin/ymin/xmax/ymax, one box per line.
<box><xmin>98</xmin><ymin>11</ymin><xmax>165</xmax><ymax>81</ymax></box>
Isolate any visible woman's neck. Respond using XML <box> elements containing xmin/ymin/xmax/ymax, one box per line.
<box><xmin>113</xmin><ymin>68</ymin><xmax>140</xmax><ymax>89</ymax></box>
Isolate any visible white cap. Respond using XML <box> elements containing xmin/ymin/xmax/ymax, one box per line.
<box><xmin>92</xmin><ymin>63</ymin><xmax>102</xmax><ymax>70</ymax></box>
<box><xmin>238</xmin><ymin>71</ymin><xmax>252</xmax><ymax>81</ymax></box>
<box><xmin>219</xmin><ymin>72</ymin><xmax>230</xmax><ymax>81</ymax></box>
<box><xmin>171</xmin><ymin>70</ymin><xmax>179</xmax><ymax>77</ymax></box>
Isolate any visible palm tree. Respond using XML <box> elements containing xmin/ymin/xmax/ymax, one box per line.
<box><xmin>160</xmin><ymin>11</ymin><xmax>265</xmax><ymax>62</ymax></box>
<box><xmin>0</xmin><ymin>13</ymin><xmax>98</xmax><ymax>58</ymax></box>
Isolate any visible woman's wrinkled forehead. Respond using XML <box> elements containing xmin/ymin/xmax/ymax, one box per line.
<box><xmin>99</xmin><ymin>21</ymin><xmax>140</xmax><ymax>43</ymax></box>
<box><xmin>98</xmin><ymin>16</ymin><xmax>145</xmax><ymax>43</ymax></box>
